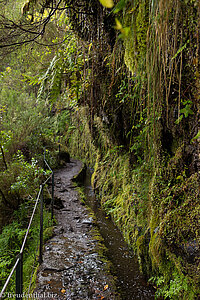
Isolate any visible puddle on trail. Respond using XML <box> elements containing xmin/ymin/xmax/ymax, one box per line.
<box><xmin>82</xmin><ymin>168</ymin><xmax>155</xmax><ymax>300</ymax></box>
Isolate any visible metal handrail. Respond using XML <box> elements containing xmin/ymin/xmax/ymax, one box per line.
<box><xmin>44</xmin><ymin>148</ymin><xmax>54</xmax><ymax>220</ymax></box>
<box><xmin>20</xmin><ymin>185</ymin><xmax>42</xmax><ymax>254</ymax></box>
<box><xmin>0</xmin><ymin>150</ymin><xmax>55</xmax><ymax>300</ymax></box>
<box><xmin>0</xmin><ymin>258</ymin><xmax>20</xmax><ymax>298</ymax></box>
<box><xmin>44</xmin><ymin>148</ymin><xmax>53</xmax><ymax>172</ymax></box>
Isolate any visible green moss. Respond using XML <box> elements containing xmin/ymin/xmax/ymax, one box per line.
<box><xmin>91</xmin><ymin>151</ymin><xmax>101</xmax><ymax>189</ymax></box>
<box><xmin>136</xmin><ymin>235</ymin><xmax>145</xmax><ymax>258</ymax></box>
<box><xmin>123</xmin><ymin>0</ymin><xmax>149</xmax><ymax>73</ymax></box>
<box><xmin>148</xmin><ymin>161</ymin><xmax>200</xmax><ymax>298</ymax></box>
<box><xmin>136</xmin><ymin>1</ymin><xmax>149</xmax><ymax>57</ymax></box>
<box><xmin>65</xmin><ymin>98</ymin><xmax>200</xmax><ymax>299</ymax></box>
<box><xmin>124</xmin><ymin>29</ymin><xmax>137</xmax><ymax>73</ymax></box>
<box><xmin>136</xmin><ymin>230</ymin><xmax>152</xmax><ymax>275</ymax></box>
<box><xmin>67</xmin><ymin>107</ymin><xmax>97</xmax><ymax>166</ymax></box>
<box><xmin>43</xmin><ymin>226</ymin><xmax>54</xmax><ymax>243</ymax></box>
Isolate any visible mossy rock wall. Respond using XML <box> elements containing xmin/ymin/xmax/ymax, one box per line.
<box><xmin>62</xmin><ymin>0</ymin><xmax>200</xmax><ymax>298</ymax></box>
<box><xmin>66</xmin><ymin>105</ymin><xmax>199</xmax><ymax>299</ymax></box>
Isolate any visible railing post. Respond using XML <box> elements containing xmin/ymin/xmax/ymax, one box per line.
<box><xmin>16</xmin><ymin>253</ymin><xmax>23</xmax><ymax>300</ymax></box>
<box><xmin>39</xmin><ymin>184</ymin><xmax>44</xmax><ymax>264</ymax></box>
<box><xmin>51</xmin><ymin>172</ymin><xmax>54</xmax><ymax>220</ymax></box>
<box><xmin>44</xmin><ymin>148</ymin><xmax>46</xmax><ymax>170</ymax></box>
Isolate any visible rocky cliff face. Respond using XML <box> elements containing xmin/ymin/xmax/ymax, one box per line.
<box><xmin>65</xmin><ymin>0</ymin><xmax>200</xmax><ymax>298</ymax></box>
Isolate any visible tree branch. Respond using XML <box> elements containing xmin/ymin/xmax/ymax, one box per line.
<box><xmin>0</xmin><ymin>0</ymin><xmax>63</xmax><ymax>49</ymax></box>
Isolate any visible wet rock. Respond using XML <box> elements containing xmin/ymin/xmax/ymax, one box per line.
<box><xmin>59</xmin><ymin>188</ymin><xmax>67</xmax><ymax>193</ymax></box>
<box><xmin>181</xmin><ymin>239</ymin><xmax>200</xmax><ymax>264</ymax></box>
<box><xmin>82</xmin><ymin>217</ymin><xmax>94</xmax><ymax>225</ymax></box>
<box><xmin>53</xmin><ymin>226</ymin><xmax>65</xmax><ymax>236</ymax></box>
<box><xmin>55</xmin><ymin>183</ymin><xmax>62</xmax><ymax>188</ymax></box>
<box><xmin>34</xmin><ymin>160</ymin><xmax>118</xmax><ymax>299</ymax></box>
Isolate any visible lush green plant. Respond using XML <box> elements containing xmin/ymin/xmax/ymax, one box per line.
<box><xmin>175</xmin><ymin>100</ymin><xmax>194</xmax><ymax>124</ymax></box>
<box><xmin>150</xmin><ymin>271</ymin><xmax>192</xmax><ymax>300</ymax></box>
<box><xmin>0</xmin><ymin>203</ymin><xmax>53</xmax><ymax>294</ymax></box>
<box><xmin>0</xmin><ymin>151</ymin><xmax>50</xmax><ymax>211</ymax></box>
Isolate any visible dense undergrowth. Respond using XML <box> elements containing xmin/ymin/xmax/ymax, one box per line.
<box><xmin>0</xmin><ymin>56</ymin><xmax>58</xmax><ymax>294</ymax></box>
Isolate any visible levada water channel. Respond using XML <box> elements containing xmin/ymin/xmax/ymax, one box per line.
<box><xmin>81</xmin><ymin>168</ymin><xmax>155</xmax><ymax>300</ymax></box>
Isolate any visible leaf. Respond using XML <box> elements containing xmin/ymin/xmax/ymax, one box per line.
<box><xmin>172</xmin><ymin>40</ymin><xmax>189</xmax><ymax>60</ymax></box>
<box><xmin>61</xmin><ymin>289</ymin><xmax>66</xmax><ymax>294</ymax></box>
<box><xmin>180</xmin><ymin>105</ymin><xmax>193</xmax><ymax>118</ymax></box>
<box><xmin>88</xmin><ymin>43</ymin><xmax>93</xmax><ymax>53</ymax></box>
<box><xmin>99</xmin><ymin>0</ymin><xmax>114</xmax><ymax>8</ymax></box>
<box><xmin>115</xmin><ymin>18</ymin><xmax>123</xmax><ymax>30</ymax></box>
<box><xmin>191</xmin><ymin>131</ymin><xmax>200</xmax><ymax>143</ymax></box>
<box><xmin>175</xmin><ymin>115</ymin><xmax>183</xmax><ymax>124</ymax></box>
<box><xmin>176</xmin><ymin>175</ymin><xmax>184</xmax><ymax>181</ymax></box>
<box><xmin>113</xmin><ymin>0</ymin><xmax>126</xmax><ymax>13</ymax></box>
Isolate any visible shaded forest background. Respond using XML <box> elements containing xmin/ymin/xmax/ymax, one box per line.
<box><xmin>0</xmin><ymin>0</ymin><xmax>199</xmax><ymax>298</ymax></box>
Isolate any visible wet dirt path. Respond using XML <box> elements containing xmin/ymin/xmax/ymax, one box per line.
<box><xmin>34</xmin><ymin>159</ymin><xmax>118</xmax><ymax>300</ymax></box>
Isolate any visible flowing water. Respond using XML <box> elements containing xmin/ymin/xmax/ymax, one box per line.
<box><xmin>82</xmin><ymin>168</ymin><xmax>155</xmax><ymax>300</ymax></box>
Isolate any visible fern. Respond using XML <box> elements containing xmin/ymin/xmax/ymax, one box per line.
<box><xmin>37</xmin><ymin>55</ymin><xmax>63</xmax><ymax>104</ymax></box>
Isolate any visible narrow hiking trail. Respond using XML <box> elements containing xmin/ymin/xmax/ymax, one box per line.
<box><xmin>34</xmin><ymin>159</ymin><xmax>118</xmax><ymax>300</ymax></box>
